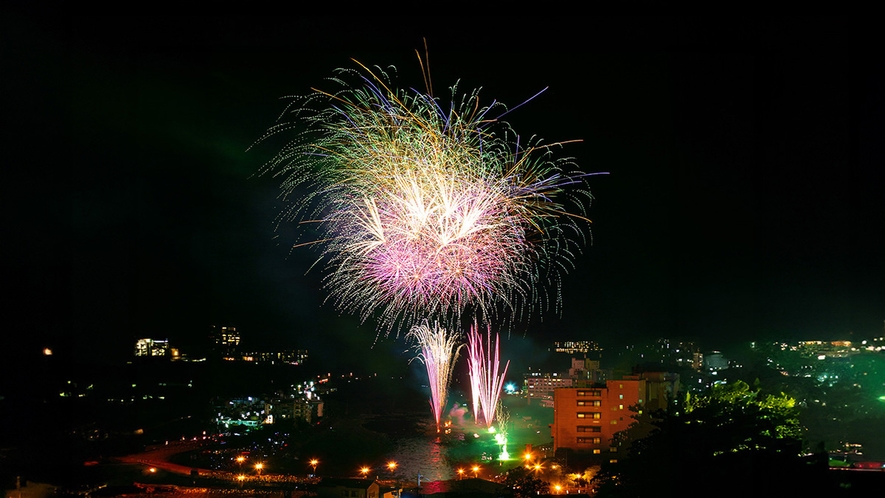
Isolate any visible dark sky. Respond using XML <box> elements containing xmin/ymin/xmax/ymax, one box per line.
<box><xmin>3</xmin><ymin>15</ymin><xmax>883</xmax><ymax>374</ymax></box>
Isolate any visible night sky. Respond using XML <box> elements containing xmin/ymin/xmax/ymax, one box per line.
<box><xmin>4</xmin><ymin>15</ymin><xmax>883</xmax><ymax>374</ymax></box>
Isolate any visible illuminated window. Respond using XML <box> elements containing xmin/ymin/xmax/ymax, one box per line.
<box><xmin>577</xmin><ymin>437</ymin><xmax>602</xmax><ymax>444</ymax></box>
<box><xmin>577</xmin><ymin>426</ymin><xmax>602</xmax><ymax>433</ymax></box>
<box><xmin>577</xmin><ymin>390</ymin><xmax>602</xmax><ymax>397</ymax></box>
<box><xmin>619</xmin><ymin>404</ymin><xmax>624</xmax><ymax>410</ymax></box>
<box><xmin>577</xmin><ymin>412</ymin><xmax>601</xmax><ymax>419</ymax></box>
<box><xmin>577</xmin><ymin>400</ymin><xmax>601</xmax><ymax>407</ymax></box>
<box><xmin>593</xmin><ymin>449</ymin><xmax>601</xmax><ymax>454</ymax></box>
<box><xmin>619</xmin><ymin>394</ymin><xmax>624</xmax><ymax>399</ymax></box>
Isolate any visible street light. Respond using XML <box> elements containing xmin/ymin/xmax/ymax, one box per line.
<box><xmin>472</xmin><ymin>465</ymin><xmax>480</xmax><ymax>478</ymax></box>
<box><xmin>255</xmin><ymin>462</ymin><xmax>264</xmax><ymax>477</ymax></box>
<box><xmin>387</xmin><ymin>462</ymin><xmax>399</xmax><ymax>498</ymax></box>
<box><xmin>360</xmin><ymin>467</ymin><xmax>370</xmax><ymax>478</ymax></box>
<box><xmin>310</xmin><ymin>459</ymin><xmax>319</xmax><ymax>476</ymax></box>
<box><xmin>457</xmin><ymin>468</ymin><xmax>465</xmax><ymax>480</ymax></box>
<box><xmin>237</xmin><ymin>474</ymin><xmax>245</xmax><ymax>488</ymax></box>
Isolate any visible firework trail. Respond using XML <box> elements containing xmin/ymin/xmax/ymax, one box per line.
<box><xmin>406</xmin><ymin>322</ymin><xmax>464</xmax><ymax>432</ymax></box>
<box><xmin>466</xmin><ymin>323</ymin><xmax>510</xmax><ymax>428</ymax></box>
<box><xmin>253</xmin><ymin>50</ymin><xmax>603</xmax><ymax>336</ymax></box>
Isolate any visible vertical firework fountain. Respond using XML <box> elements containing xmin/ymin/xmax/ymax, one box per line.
<box><xmin>407</xmin><ymin>322</ymin><xmax>464</xmax><ymax>433</ymax></box>
<box><xmin>466</xmin><ymin>324</ymin><xmax>510</xmax><ymax>428</ymax></box>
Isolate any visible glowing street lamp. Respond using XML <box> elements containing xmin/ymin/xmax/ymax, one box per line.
<box><xmin>472</xmin><ymin>465</ymin><xmax>480</xmax><ymax>478</ymax></box>
<box><xmin>237</xmin><ymin>474</ymin><xmax>245</xmax><ymax>487</ymax></box>
<box><xmin>553</xmin><ymin>484</ymin><xmax>562</xmax><ymax>494</ymax></box>
<box><xmin>255</xmin><ymin>462</ymin><xmax>264</xmax><ymax>476</ymax></box>
<box><xmin>387</xmin><ymin>461</ymin><xmax>400</xmax><ymax>498</ymax></box>
<box><xmin>457</xmin><ymin>468</ymin><xmax>465</xmax><ymax>480</ymax></box>
<box><xmin>360</xmin><ymin>466</ymin><xmax>370</xmax><ymax>478</ymax></box>
<box><xmin>310</xmin><ymin>459</ymin><xmax>319</xmax><ymax>476</ymax></box>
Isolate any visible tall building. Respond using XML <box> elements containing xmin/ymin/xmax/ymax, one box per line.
<box><xmin>551</xmin><ymin>380</ymin><xmax>644</xmax><ymax>456</ymax></box>
<box><xmin>210</xmin><ymin>325</ymin><xmax>240</xmax><ymax>359</ymax></box>
<box><xmin>550</xmin><ymin>372</ymin><xmax>678</xmax><ymax>456</ymax></box>
<box><xmin>134</xmin><ymin>338</ymin><xmax>169</xmax><ymax>357</ymax></box>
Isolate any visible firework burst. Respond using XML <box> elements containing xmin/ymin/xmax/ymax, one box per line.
<box><xmin>406</xmin><ymin>322</ymin><xmax>464</xmax><ymax>432</ymax></box>
<box><xmin>254</xmin><ymin>49</ymin><xmax>602</xmax><ymax>335</ymax></box>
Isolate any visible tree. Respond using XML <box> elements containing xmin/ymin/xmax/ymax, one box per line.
<box><xmin>592</xmin><ymin>380</ymin><xmax>831</xmax><ymax>497</ymax></box>
<box><xmin>502</xmin><ymin>465</ymin><xmax>548</xmax><ymax>498</ymax></box>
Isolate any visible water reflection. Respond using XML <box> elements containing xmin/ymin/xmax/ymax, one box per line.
<box><xmin>367</xmin><ymin>416</ymin><xmax>524</xmax><ymax>482</ymax></box>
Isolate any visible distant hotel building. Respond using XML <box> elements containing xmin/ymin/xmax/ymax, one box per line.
<box><xmin>525</xmin><ymin>373</ymin><xmax>573</xmax><ymax>407</ymax></box>
<box><xmin>240</xmin><ymin>350</ymin><xmax>309</xmax><ymax>365</ymax></box>
<box><xmin>525</xmin><ymin>358</ymin><xmax>610</xmax><ymax>407</ymax></box>
<box><xmin>210</xmin><ymin>325</ymin><xmax>240</xmax><ymax>359</ymax></box>
<box><xmin>551</xmin><ymin>341</ymin><xmax>603</xmax><ymax>356</ymax></box>
<box><xmin>134</xmin><ymin>338</ymin><xmax>169</xmax><ymax>357</ymax></box>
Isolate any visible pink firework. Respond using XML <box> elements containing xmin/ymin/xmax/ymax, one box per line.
<box><xmin>407</xmin><ymin>322</ymin><xmax>464</xmax><ymax>433</ymax></box>
<box><xmin>466</xmin><ymin>323</ymin><xmax>510</xmax><ymax>428</ymax></box>
<box><xmin>255</xmin><ymin>57</ymin><xmax>602</xmax><ymax>336</ymax></box>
